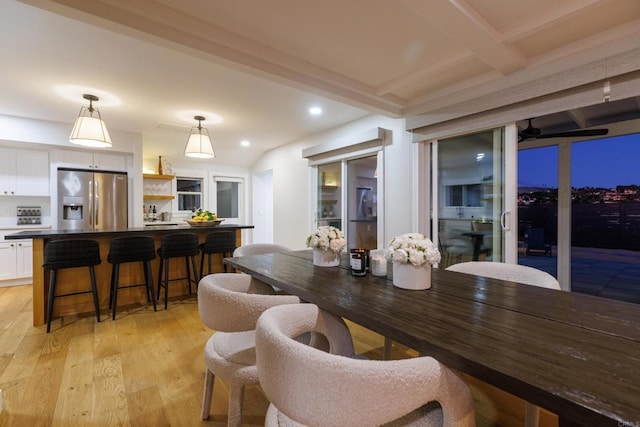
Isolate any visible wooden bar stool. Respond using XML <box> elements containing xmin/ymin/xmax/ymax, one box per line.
<box><xmin>43</xmin><ymin>239</ymin><xmax>102</xmax><ymax>333</ymax></box>
<box><xmin>156</xmin><ymin>233</ymin><xmax>200</xmax><ymax>309</ymax></box>
<box><xmin>108</xmin><ymin>236</ymin><xmax>157</xmax><ymax>320</ymax></box>
<box><xmin>199</xmin><ymin>230</ymin><xmax>237</xmax><ymax>277</ymax></box>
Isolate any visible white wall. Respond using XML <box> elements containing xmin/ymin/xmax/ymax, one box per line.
<box><xmin>251</xmin><ymin>114</ymin><xmax>413</xmax><ymax>250</ymax></box>
<box><xmin>0</xmin><ymin>114</ymin><xmax>143</xmax><ymax>227</ymax></box>
<box><xmin>0</xmin><ymin>114</ymin><xmax>141</xmax><ymax>152</ymax></box>
<box><xmin>252</xmin><ymin>170</ymin><xmax>274</xmax><ymax>243</ymax></box>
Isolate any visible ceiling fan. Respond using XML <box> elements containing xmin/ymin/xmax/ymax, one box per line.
<box><xmin>518</xmin><ymin>118</ymin><xmax>609</xmax><ymax>142</ymax></box>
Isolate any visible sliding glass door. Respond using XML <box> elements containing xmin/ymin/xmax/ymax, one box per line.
<box><xmin>316</xmin><ymin>162</ymin><xmax>342</xmax><ymax>229</ymax></box>
<box><xmin>432</xmin><ymin>128</ymin><xmax>509</xmax><ymax>268</ymax></box>
<box><xmin>346</xmin><ymin>156</ymin><xmax>378</xmax><ymax>250</ymax></box>
<box><xmin>313</xmin><ymin>153</ymin><xmax>381</xmax><ymax>250</ymax></box>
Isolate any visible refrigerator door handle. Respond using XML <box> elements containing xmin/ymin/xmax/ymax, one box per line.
<box><xmin>94</xmin><ymin>179</ymin><xmax>99</xmax><ymax>227</ymax></box>
<box><xmin>88</xmin><ymin>177</ymin><xmax>94</xmax><ymax>229</ymax></box>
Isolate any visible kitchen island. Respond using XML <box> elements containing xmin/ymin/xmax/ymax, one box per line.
<box><xmin>5</xmin><ymin>224</ymin><xmax>254</xmax><ymax>326</ymax></box>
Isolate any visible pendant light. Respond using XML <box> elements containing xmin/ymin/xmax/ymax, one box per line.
<box><xmin>184</xmin><ymin>115</ymin><xmax>215</xmax><ymax>158</ymax></box>
<box><xmin>69</xmin><ymin>94</ymin><xmax>112</xmax><ymax>148</ymax></box>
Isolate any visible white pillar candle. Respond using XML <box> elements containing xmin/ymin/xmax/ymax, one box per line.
<box><xmin>370</xmin><ymin>250</ymin><xmax>387</xmax><ymax>276</ymax></box>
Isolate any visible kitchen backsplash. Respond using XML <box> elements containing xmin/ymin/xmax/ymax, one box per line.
<box><xmin>0</xmin><ymin>197</ymin><xmax>51</xmax><ymax>228</ymax></box>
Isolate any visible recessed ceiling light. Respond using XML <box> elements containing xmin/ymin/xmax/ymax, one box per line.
<box><xmin>241</xmin><ymin>140</ymin><xmax>250</xmax><ymax>147</ymax></box>
<box><xmin>476</xmin><ymin>153</ymin><xmax>485</xmax><ymax>161</ymax></box>
<box><xmin>309</xmin><ymin>107</ymin><xmax>322</xmax><ymax>116</ymax></box>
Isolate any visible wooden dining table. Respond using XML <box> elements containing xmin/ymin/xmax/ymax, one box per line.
<box><xmin>224</xmin><ymin>250</ymin><xmax>640</xmax><ymax>427</ymax></box>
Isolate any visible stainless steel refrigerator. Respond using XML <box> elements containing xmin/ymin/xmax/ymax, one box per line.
<box><xmin>58</xmin><ymin>168</ymin><xmax>128</xmax><ymax>231</ymax></box>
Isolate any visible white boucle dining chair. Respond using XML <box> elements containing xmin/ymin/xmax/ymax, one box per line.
<box><xmin>197</xmin><ymin>273</ymin><xmax>300</xmax><ymax>426</ymax></box>
<box><xmin>446</xmin><ymin>261</ymin><xmax>561</xmax><ymax>427</ymax></box>
<box><xmin>255</xmin><ymin>303</ymin><xmax>476</xmax><ymax>427</ymax></box>
<box><xmin>231</xmin><ymin>243</ymin><xmax>292</xmax><ymax>293</ymax></box>
<box><xmin>232</xmin><ymin>243</ymin><xmax>291</xmax><ymax>257</ymax></box>
<box><xmin>445</xmin><ymin>261</ymin><xmax>560</xmax><ymax>289</ymax></box>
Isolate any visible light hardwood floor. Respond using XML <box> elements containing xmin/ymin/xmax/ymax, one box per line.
<box><xmin>0</xmin><ymin>284</ymin><xmax>558</xmax><ymax>426</ymax></box>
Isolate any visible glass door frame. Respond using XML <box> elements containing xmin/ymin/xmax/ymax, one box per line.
<box><xmin>309</xmin><ymin>146</ymin><xmax>385</xmax><ymax>250</ymax></box>
<box><xmin>417</xmin><ymin>123</ymin><xmax>519</xmax><ymax>266</ymax></box>
<box><xmin>209</xmin><ymin>175</ymin><xmax>245</xmax><ymax>224</ymax></box>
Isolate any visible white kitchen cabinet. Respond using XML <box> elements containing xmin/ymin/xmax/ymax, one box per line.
<box><xmin>0</xmin><ymin>239</ymin><xmax>33</xmax><ymax>280</ymax></box>
<box><xmin>0</xmin><ymin>233</ymin><xmax>33</xmax><ymax>283</ymax></box>
<box><xmin>0</xmin><ymin>241</ymin><xmax>18</xmax><ymax>280</ymax></box>
<box><xmin>16</xmin><ymin>240</ymin><xmax>33</xmax><ymax>278</ymax></box>
<box><xmin>60</xmin><ymin>150</ymin><xmax>127</xmax><ymax>171</ymax></box>
<box><xmin>0</xmin><ymin>239</ymin><xmax>32</xmax><ymax>281</ymax></box>
<box><xmin>0</xmin><ymin>148</ymin><xmax>49</xmax><ymax>196</ymax></box>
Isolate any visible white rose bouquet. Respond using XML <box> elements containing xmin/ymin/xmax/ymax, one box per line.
<box><xmin>386</xmin><ymin>232</ymin><xmax>441</xmax><ymax>266</ymax></box>
<box><xmin>306</xmin><ymin>225</ymin><xmax>346</xmax><ymax>253</ymax></box>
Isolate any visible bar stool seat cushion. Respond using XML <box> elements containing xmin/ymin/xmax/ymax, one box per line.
<box><xmin>158</xmin><ymin>233</ymin><xmax>200</xmax><ymax>258</ymax></box>
<box><xmin>199</xmin><ymin>231</ymin><xmax>237</xmax><ymax>275</ymax></box>
<box><xmin>108</xmin><ymin>236</ymin><xmax>157</xmax><ymax>319</ymax></box>
<box><xmin>108</xmin><ymin>236</ymin><xmax>156</xmax><ymax>263</ymax></box>
<box><xmin>43</xmin><ymin>239</ymin><xmax>102</xmax><ymax>333</ymax></box>
<box><xmin>44</xmin><ymin>240</ymin><xmax>101</xmax><ymax>269</ymax></box>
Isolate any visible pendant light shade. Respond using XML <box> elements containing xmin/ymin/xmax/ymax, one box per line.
<box><xmin>69</xmin><ymin>94</ymin><xmax>112</xmax><ymax>148</ymax></box>
<box><xmin>184</xmin><ymin>115</ymin><xmax>215</xmax><ymax>158</ymax></box>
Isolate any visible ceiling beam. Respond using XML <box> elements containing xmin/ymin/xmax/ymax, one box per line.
<box><xmin>401</xmin><ymin>0</ymin><xmax>525</xmax><ymax>75</ymax></box>
<box><xmin>24</xmin><ymin>0</ymin><xmax>407</xmax><ymax>115</ymax></box>
<box><xmin>375</xmin><ymin>52</ymin><xmax>472</xmax><ymax>96</ymax></box>
<box><xmin>566</xmin><ymin>109</ymin><xmax>589</xmax><ymax>129</ymax></box>
<box><xmin>500</xmin><ymin>0</ymin><xmax>610</xmax><ymax>43</ymax></box>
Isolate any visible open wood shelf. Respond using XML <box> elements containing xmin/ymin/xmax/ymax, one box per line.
<box><xmin>143</xmin><ymin>174</ymin><xmax>175</xmax><ymax>180</ymax></box>
<box><xmin>143</xmin><ymin>195</ymin><xmax>175</xmax><ymax>200</ymax></box>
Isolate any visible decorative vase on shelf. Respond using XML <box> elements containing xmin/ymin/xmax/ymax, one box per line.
<box><xmin>313</xmin><ymin>248</ymin><xmax>340</xmax><ymax>267</ymax></box>
<box><xmin>392</xmin><ymin>262</ymin><xmax>431</xmax><ymax>290</ymax></box>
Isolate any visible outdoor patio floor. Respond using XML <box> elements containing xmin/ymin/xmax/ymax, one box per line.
<box><xmin>518</xmin><ymin>247</ymin><xmax>640</xmax><ymax>304</ymax></box>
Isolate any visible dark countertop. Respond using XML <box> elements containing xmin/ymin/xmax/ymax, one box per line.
<box><xmin>4</xmin><ymin>223</ymin><xmax>254</xmax><ymax>240</ymax></box>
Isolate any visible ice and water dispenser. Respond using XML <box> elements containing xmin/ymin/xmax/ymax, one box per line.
<box><xmin>62</xmin><ymin>197</ymin><xmax>84</xmax><ymax>221</ymax></box>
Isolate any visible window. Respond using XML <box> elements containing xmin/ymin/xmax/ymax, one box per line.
<box><xmin>212</xmin><ymin>177</ymin><xmax>243</xmax><ymax>223</ymax></box>
<box><xmin>445</xmin><ymin>184</ymin><xmax>482</xmax><ymax>207</ymax></box>
<box><xmin>177</xmin><ymin>177</ymin><xmax>202</xmax><ymax>212</ymax></box>
<box><xmin>216</xmin><ymin>181</ymin><xmax>239</xmax><ymax>218</ymax></box>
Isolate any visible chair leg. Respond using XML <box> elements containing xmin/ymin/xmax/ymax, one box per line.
<box><xmin>525</xmin><ymin>402</ymin><xmax>540</xmax><ymax>427</ymax></box>
<box><xmin>111</xmin><ymin>263</ymin><xmax>120</xmax><ymax>320</ymax></box>
<box><xmin>227</xmin><ymin>383</ymin><xmax>245</xmax><ymax>427</ymax></box>
<box><xmin>185</xmin><ymin>256</ymin><xmax>192</xmax><ymax>295</ymax></box>
<box><xmin>141</xmin><ymin>261</ymin><xmax>151</xmax><ymax>303</ymax></box>
<box><xmin>208</xmin><ymin>253</ymin><xmax>212</xmax><ymax>275</ymax></box>
<box><xmin>157</xmin><ymin>257</ymin><xmax>164</xmax><ymax>301</ymax></box>
<box><xmin>144</xmin><ymin>261</ymin><xmax>157</xmax><ymax>312</ymax></box>
<box><xmin>108</xmin><ymin>263</ymin><xmax>116</xmax><ymax>309</ymax></box>
<box><xmin>46</xmin><ymin>270</ymin><xmax>57</xmax><ymax>333</ymax></box>
<box><xmin>89</xmin><ymin>266</ymin><xmax>101</xmax><ymax>324</ymax></box>
<box><xmin>383</xmin><ymin>337</ymin><xmax>393</xmax><ymax>360</ymax></box>
<box><xmin>199</xmin><ymin>252</ymin><xmax>206</xmax><ymax>279</ymax></box>
<box><xmin>190</xmin><ymin>255</ymin><xmax>199</xmax><ymax>288</ymax></box>
<box><xmin>201</xmin><ymin>368</ymin><xmax>216</xmax><ymax>420</ymax></box>
<box><xmin>163</xmin><ymin>259</ymin><xmax>170</xmax><ymax>310</ymax></box>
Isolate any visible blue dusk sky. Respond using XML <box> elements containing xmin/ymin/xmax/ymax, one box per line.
<box><xmin>518</xmin><ymin>133</ymin><xmax>640</xmax><ymax>189</ymax></box>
